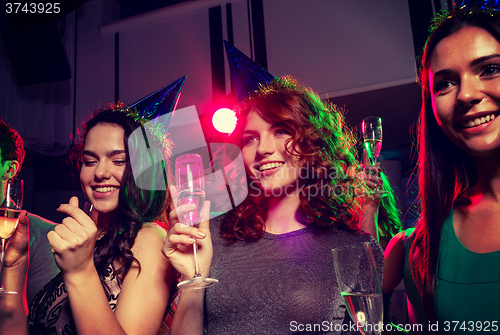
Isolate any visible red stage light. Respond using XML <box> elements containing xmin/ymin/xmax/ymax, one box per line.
<box><xmin>212</xmin><ymin>108</ymin><xmax>237</xmax><ymax>133</ymax></box>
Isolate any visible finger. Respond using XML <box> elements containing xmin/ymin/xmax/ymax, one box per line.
<box><xmin>198</xmin><ymin>201</ymin><xmax>211</xmax><ymax>237</ymax></box>
<box><xmin>199</xmin><ymin>200</ymin><xmax>211</xmax><ymax>223</ymax></box>
<box><xmin>60</xmin><ymin>216</ymin><xmax>94</xmax><ymax>240</ymax></box>
<box><xmin>166</xmin><ymin>233</ymin><xmax>197</xmax><ymax>246</ymax></box>
<box><xmin>47</xmin><ymin>230</ymin><xmax>65</xmax><ymax>251</ymax></box>
<box><xmin>69</xmin><ymin>196</ymin><xmax>79</xmax><ymax>208</ymax></box>
<box><xmin>365</xmin><ymin>174</ymin><xmax>382</xmax><ymax>184</ymax></box>
<box><xmin>169</xmin><ymin>185</ymin><xmax>178</xmax><ymax>207</ymax></box>
<box><xmin>365</xmin><ymin>180</ymin><xmax>379</xmax><ymax>190</ymax></box>
<box><xmin>168</xmin><ymin>222</ymin><xmax>205</xmax><ymax>239</ymax></box>
<box><xmin>53</xmin><ymin>223</ymin><xmax>79</xmax><ymax>244</ymax></box>
<box><xmin>57</xmin><ymin>203</ymin><xmax>95</xmax><ymax>230</ymax></box>
<box><xmin>171</xmin><ymin>203</ymin><xmax>197</xmax><ymax>228</ymax></box>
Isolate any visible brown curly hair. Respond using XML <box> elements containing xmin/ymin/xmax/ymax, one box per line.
<box><xmin>220</xmin><ymin>76</ymin><xmax>364</xmax><ymax>242</ymax></box>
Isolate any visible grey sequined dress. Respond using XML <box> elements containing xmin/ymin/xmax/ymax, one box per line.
<box><xmin>204</xmin><ymin>216</ymin><xmax>384</xmax><ymax>335</ymax></box>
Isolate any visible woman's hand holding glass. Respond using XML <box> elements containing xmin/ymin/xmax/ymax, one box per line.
<box><xmin>3</xmin><ymin>210</ymin><xmax>29</xmax><ymax>270</ymax></box>
<box><xmin>162</xmin><ymin>185</ymin><xmax>212</xmax><ymax>282</ymax></box>
<box><xmin>48</xmin><ymin>196</ymin><xmax>98</xmax><ymax>276</ymax></box>
<box><xmin>361</xmin><ymin>149</ymin><xmax>383</xmax><ymax>202</ymax></box>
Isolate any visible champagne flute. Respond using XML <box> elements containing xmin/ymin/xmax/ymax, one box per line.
<box><xmin>361</xmin><ymin>116</ymin><xmax>387</xmax><ymax>196</ymax></box>
<box><xmin>0</xmin><ymin>178</ymin><xmax>23</xmax><ymax>295</ymax></box>
<box><xmin>332</xmin><ymin>242</ymin><xmax>383</xmax><ymax>335</ymax></box>
<box><xmin>175</xmin><ymin>154</ymin><xmax>218</xmax><ymax>289</ymax></box>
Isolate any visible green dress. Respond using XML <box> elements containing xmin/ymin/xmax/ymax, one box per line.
<box><xmin>435</xmin><ymin>210</ymin><xmax>500</xmax><ymax>333</ymax></box>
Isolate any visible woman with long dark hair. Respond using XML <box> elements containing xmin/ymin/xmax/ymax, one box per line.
<box><xmin>383</xmin><ymin>5</ymin><xmax>500</xmax><ymax>333</ymax></box>
<box><xmin>163</xmin><ymin>76</ymin><xmax>383</xmax><ymax>334</ymax></box>
<box><xmin>2</xmin><ymin>106</ymin><xmax>176</xmax><ymax>335</ymax></box>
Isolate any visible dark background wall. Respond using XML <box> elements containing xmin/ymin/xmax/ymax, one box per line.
<box><xmin>0</xmin><ymin>0</ymin><xmax>445</xmax><ymax>224</ymax></box>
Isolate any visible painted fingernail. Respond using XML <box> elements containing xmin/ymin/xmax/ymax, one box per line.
<box><xmin>188</xmin><ymin>238</ymin><xmax>196</xmax><ymax>243</ymax></box>
<box><xmin>197</xmin><ymin>231</ymin><xmax>206</xmax><ymax>238</ymax></box>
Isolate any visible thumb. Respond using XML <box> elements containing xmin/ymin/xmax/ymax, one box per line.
<box><xmin>199</xmin><ymin>201</ymin><xmax>211</xmax><ymax>235</ymax></box>
<box><xmin>17</xmin><ymin>210</ymin><xmax>29</xmax><ymax>236</ymax></box>
<box><xmin>363</xmin><ymin>148</ymin><xmax>369</xmax><ymax>166</ymax></box>
<box><xmin>69</xmin><ymin>196</ymin><xmax>79</xmax><ymax>208</ymax></box>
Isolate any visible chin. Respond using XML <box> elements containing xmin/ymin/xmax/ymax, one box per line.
<box><xmin>92</xmin><ymin>201</ymin><xmax>119</xmax><ymax>214</ymax></box>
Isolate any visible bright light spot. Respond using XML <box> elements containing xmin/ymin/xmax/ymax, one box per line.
<box><xmin>212</xmin><ymin>108</ymin><xmax>237</xmax><ymax>133</ymax></box>
<box><xmin>356</xmin><ymin>311</ymin><xmax>366</xmax><ymax>322</ymax></box>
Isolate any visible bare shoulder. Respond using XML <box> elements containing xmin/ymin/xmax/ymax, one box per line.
<box><xmin>385</xmin><ymin>231</ymin><xmax>406</xmax><ymax>252</ymax></box>
<box><xmin>132</xmin><ymin>223</ymin><xmax>167</xmax><ymax>256</ymax></box>
<box><xmin>137</xmin><ymin>222</ymin><xmax>167</xmax><ymax>239</ymax></box>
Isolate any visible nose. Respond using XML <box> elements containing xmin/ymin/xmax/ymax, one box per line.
<box><xmin>94</xmin><ymin>161</ymin><xmax>112</xmax><ymax>180</ymax></box>
<box><xmin>457</xmin><ymin>75</ymin><xmax>484</xmax><ymax>107</ymax></box>
<box><xmin>256</xmin><ymin>135</ymin><xmax>275</xmax><ymax>157</ymax></box>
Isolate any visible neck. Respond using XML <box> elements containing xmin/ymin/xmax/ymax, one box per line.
<box><xmin>264</xmin><ymin>192</ymin><xmax>308</xmax><ymax>234</ymax></box>
<box><xmin>469</xmin><ymin>155</ymin><xmax>500</xmax><ymax>201</ymax></box>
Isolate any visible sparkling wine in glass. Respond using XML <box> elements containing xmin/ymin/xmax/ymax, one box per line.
<box><xmin>175</xmin><ymin>154</ymin><xmax>218</xmax><ymax>289</ymax></box>
<box><xmin>332</xmin><ymin>242</ymin><xmax>383</xmax><ymax>335</ymax></box>
<box><xmin>0</xmin><ymin>178</ymin><xmax>23</xmax><ymax>295</ymax></box>
<box><xmin>362</xmin><ymin>116</ymin><xmax>387</xmax><ymax>196</ymax></box>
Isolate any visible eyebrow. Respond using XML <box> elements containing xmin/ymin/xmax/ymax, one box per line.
<box><xmin>471</xmin><ymin>54</ymin><xmax>500</xmax><ymax>67</ymax></box>
<box><xmin>433</xmin><ymin>54</ymin><xmax>500</xmax><ymax>78</ymax></box>
<box><xmin>241</xmin><ymin>129</ymin><xmax>258</xmax><ymax>135</ymax></box>
<box><xmin>82</xmin><ymin>150</ymin><xmax>127</xmax><ymax>157</ymax></box>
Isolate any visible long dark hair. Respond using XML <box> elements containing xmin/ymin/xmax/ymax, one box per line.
<box><xmin>413</xmin><ymin>6</ymin><xmax>500</xmax><ymax>322</ymax></box>
<box><xmin>221</xmin><ymin>76</ymin><xmax>363</xmax><ymax>242</ymax></box>
<box><xmin>72</xmin><ymin>106</ymin><xmax>168</xmax><ymax>295</ymax></box>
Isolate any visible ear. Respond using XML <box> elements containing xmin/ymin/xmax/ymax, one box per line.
<box><xmin>2</xmin><ymin>160</ymin><xmax>20</xmax><ymax>179</ymax></box>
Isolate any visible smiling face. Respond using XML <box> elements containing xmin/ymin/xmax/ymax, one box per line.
<box><xmin>241</xmin><ymin>109</ymin><xmax>303</xmax><ymax>196</ymax></box>
<box><xmin>429</xmin><ymin>26</ymin><xmax>500</xmax><ymax>157</ymax></box>
<box><xmin>80</xmin><ymin>122</ymin><xmax>127</xmax><ymax>213</ymax></box>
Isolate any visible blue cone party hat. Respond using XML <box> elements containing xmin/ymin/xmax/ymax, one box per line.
<box><xmin>460</xmin><ymin>0</ymin><xmax>500</xmax><ymax>9</ymax></box>
<box><xmin>224</xmin><ymin>41</ymin><xmax>274</xmax><ymax>102</ymax></box>
<box><xmin>127</xmin><ymin>76</ymin><xmax>186</xmax><ymax>191</ymax></box>
<box><xmin>129</xmin><ymin>75</ymin><xmax>186</xmax><ymax>123</ymax></box>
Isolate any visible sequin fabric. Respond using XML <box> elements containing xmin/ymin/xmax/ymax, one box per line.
<box><xmin>204</xmin><ymin>215</ymin><xmax>384</xmax><ymax>334</ymax></box>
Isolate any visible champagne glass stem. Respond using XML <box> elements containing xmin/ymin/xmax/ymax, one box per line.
<box><xmin>192</xmin><ymin>240</ymin><xmax>201</xmax><ymax>278</ymax></box>
<box><xmin>0</xmin><ymin>238</ymin><xmax>6</xmax><ymax>290</ymax></box>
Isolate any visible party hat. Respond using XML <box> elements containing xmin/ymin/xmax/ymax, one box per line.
<box><xmin>127</xmin><ymin>76</ymin><xmax>186</xmax><ymax>191</ymax></box>
<box><xmin>129</xmin><ymin>75</ymin><xmax>186</xmax><ymax>123</ymax></box>
<box><xmin>224</xmin><ymin>41</ymin><xmax>274</xmax><ymax>101</ymax></box>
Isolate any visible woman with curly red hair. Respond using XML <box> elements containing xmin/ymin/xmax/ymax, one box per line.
<box><xmin>164</xmin><ymin>75</ymin><xmax>383</xmax><ymax>335</ymax></box>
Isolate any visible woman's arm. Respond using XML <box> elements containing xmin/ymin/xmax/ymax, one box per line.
<box><xmin>114</xmin><ymin>223</ymin><xmax>176</xmax><ymax>334</ymax></box>
<box><xmin>50</xmin><ymin>197</ymin><xmax>175</xmax><ymax>335</ymax></box>
<box><xmin>359</xmin><ymin>154</ymin><xmax>382</xmax><ymax>241</ymax></box>
<box><xmin>0</xmin><ymin>210</ymin><xmax>29</xmax><ymax>335</ymax></box>
<box><xmin>359</xmin><ymin>196</ymin><xmax>380</xmax><ymax>242</ymax></box>
<box><xmin>162</xmin><ymin>186</ymin><xmax>212</xmax><ymax>335</ymax></box>
<box><xmin>382</xmin><ymin>231</ymin><xmax>406</xmax><ymax>294</ymax></box>
<box><xmin>165</xmin><ymin>215</ymin><xmax>212</xmax><ymax>335</ymax></box>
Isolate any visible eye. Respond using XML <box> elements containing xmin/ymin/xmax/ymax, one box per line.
<box><xmin>434</xmin><ymin>79</ymin><xmax>455</xmax><ymax>95</ymax></box>
<box><xmin>83</xmin><ymin>160</ymin><xmax>96</xmax><ymax>167</ymax></box>
<box><xmin>242</xmin><ymin>135</ymin><xmax>258</xmax><ymax>146</ymax></box>
<box><xmin>113</xmin><ymin>160</ymin><xmax>127</xmax><ymax>165</ymax></box>
<box><xmin>480</xmin><ymin>64</ymin><xmax>500</xmax><ymax>77</ymax></box>
<box><xmin>275</xmin><ymin>128</ymin><xmax>290</xmax><ymax>136</ymax></box>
